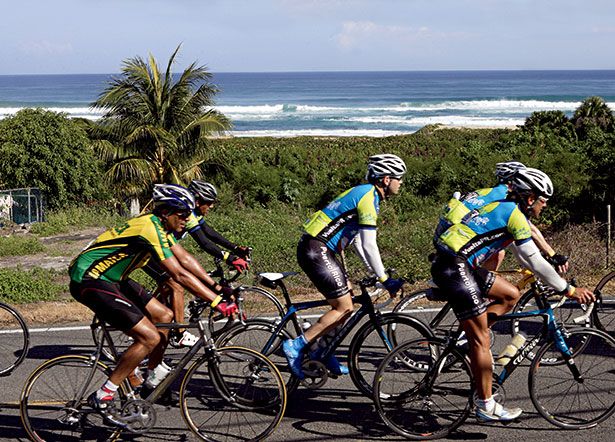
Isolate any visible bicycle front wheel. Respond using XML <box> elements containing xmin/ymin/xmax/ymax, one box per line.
<box><xmin>594</xmin><ymin>271</ymin><xmax>615</xmax><ymax>334</ymax></box>
<box><xmin>529</xmin><ymin>328</ymin><xmax>615</xmax><ymax>429</ymax></box>
<box><xmin>20</xmin><ymin>355</ymin><xmax>125</xmax><ymax>442</ymax></box>
<box><xmin>348</xmin><ymin>313</ymin><xmax>433</xmax><ymax>398</ymax></box>
<box><xmin>0</xmin><ymin>302</ymin><xmax>29</xmax><ymax>376</ymax></box>
<box><xmin>180</xmin><ymin>346</ymin><xmax>287</xmax><ymax>442</ymax></box>
<box><xmin>374</xmin><ymin>337</ymin><xmax>473</xmax><ymax>440</ymax></box>
<box><xmin>392</xmin><ymin>289</ymin><xmax>457</xmax><ymax>336</ymax></box>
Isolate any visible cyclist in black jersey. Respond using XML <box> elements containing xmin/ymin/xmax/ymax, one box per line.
<box><xmin>69</xmin><ymin>185</ymin><xmax>238</xmax><ymax>425</ymax></box>
<box><xmin>143</xmin><ymin>180</ymin><xmax>250</xmax><ymax>347</ymax></box>
<box><xmin>283</xmin><ymin>154</ymin><xmax>407</xmax><ymax>379</ymax></box>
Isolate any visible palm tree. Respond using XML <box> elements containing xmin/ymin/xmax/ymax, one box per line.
<box><xmin>91</xmin><ymin>45</ymin><xmax>231</xmax><ymax>205</ymax></box>
<box><xmin>571</xmin><ymin>96</ymin><xmax>615</xmax><ymax>137</ymax></box>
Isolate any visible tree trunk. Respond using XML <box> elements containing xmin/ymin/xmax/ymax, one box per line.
<box><xmin>129</xmin><ymin>197</ymin><xmax>140</xmax><ymax>216</ymax></box>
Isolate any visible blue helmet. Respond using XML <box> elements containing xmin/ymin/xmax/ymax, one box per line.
<box><xmin>152</xmin><ymin>184</ymin><xmax>195</xmax><ymax>212</ymax></box>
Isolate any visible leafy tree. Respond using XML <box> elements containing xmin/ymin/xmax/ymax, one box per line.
<box><xmin>523</xmin><ymin>110</ymin><xmax>576</xmax><ymax>140</ymax></box>
<box><xmin>571</xmin><ymin>96</ymin><xmax>615</xmax><ymax>139</ymax></box>
<box><xmin>0</xmin><ymin>108</ymin><xmax>103</xmax><ymax>209</ymax></box>
<box><xmin>91</xmin><ymin>45</ymin><xmax>231</xmax><ymax>198</ymax></box>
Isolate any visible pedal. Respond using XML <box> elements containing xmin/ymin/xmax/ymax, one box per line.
<box><xmin>301</xmin><ymin>360</ymin><xmax>328</xmax><ymax>389</ymax></box>
<box><xmin>119</xmin><ymin>399</ymin><xmax>157</xmax><ymax>434</ymax></box>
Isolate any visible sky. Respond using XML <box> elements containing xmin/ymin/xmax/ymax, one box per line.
<box><xmin>2</xmin><ymin>0</ymin><xmax>615</xmax><ymax>74</ymax></box>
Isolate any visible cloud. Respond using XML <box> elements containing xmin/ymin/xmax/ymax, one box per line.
<box><xmin>335</xmin><ymin>20</ymin><xmax>464</xmax><ymax>50</ymax></box>
<box><xmin>592</xmin><ymin>26</ymin><xmax>615</xmax><ymax>34</ymax></box>
<box><xmin>19</xmin><ymin>40</ymin><xmax>74</xmax><ymax>56</ymax></box>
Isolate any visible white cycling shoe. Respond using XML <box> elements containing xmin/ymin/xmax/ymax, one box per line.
<box><xmin>475</xmin><ymin>402</ymin><xmax>523</xmax><ymax>422</ymax></box>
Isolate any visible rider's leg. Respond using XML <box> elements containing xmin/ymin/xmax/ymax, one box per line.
<box><xmin>460</xmin><ymin>313</ymin><xmax>492</xmax><ymax>400</ymax></box>
<box><xmin>142</xmin><ymin>297</ymin><xmax>174</xmax><ymax>370</ymax></box>
<box><xmin>304</xmin><ymin>294</ymin><xmax>353</xmax><ymax>343</ymax></box>
<box><xmin>484</xmin><ymin>274</ymin><xmax>521</xmax><ymax>323</ymax></box>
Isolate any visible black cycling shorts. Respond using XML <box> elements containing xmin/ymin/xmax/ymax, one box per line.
<box><xmin>297</xmin><ymin>234</ymin><xmax>349</xmax><ymax>299</ymax></box>
<box><xmin>70</xmin><ymin>278</ymin><xmax>154</xmax><ymax>331</ymax></box>
<box><xmin>430</xmin><ymin>253</ymin><xmax>495</xmax><ymax>321</ymax></box>
<box><xmin>143</xmin><ymin>260</ymin><xmax>171</xmax><ymax>284</ymax></box>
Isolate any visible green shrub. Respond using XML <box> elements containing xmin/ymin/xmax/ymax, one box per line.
<box><xmin>0</xmin><ymin>268</ymin><xmax>64</xmax><ymax>303</ymax></box>
<box><xmin>0</xmin><ymin>236</ymin><xmax>44</xmax><ymax>256</ymax></box>
<box><xmin>30</xmin><ymin>205</ymin><xmax>126</xmax><ymax>236</ymax></box>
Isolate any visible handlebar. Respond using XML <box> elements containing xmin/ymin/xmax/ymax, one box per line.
<box><xmin>209</xmin><ymin>247</ymin><xmax>253</xmax><ymax>284</ymax></box>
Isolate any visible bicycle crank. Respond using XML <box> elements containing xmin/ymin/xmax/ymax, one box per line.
<box><xmin>119</xmin><ymin>399</ymin><xmax>157</xmax><ymax>434</ymax></box>
<box><xmin>301</xmin><ymin>360</ymin><xmax>328</xmax><ymax>389</ymax></box>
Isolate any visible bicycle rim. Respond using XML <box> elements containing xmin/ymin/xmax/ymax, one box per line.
<box><xmin>529</xmin><ymin>328</ymin><xmax>615</xmax><ymax>429</ymax></box>
<box><xmin>374</xmin><ymin>337</ymin><xmax>472</xmax><ymax>440</ymax></box>
<box><xmin>0</xmin><ymin>302</ymin><xmax>29</xmax><ymax>376</ymax></box>
<box><xmin>594</xmin><ymin>271</ymin><xmax>615</xmax><ymax>334</ymax></box>
<box><xmin>20</xmin><ymin>355</ymin><xmax>124</xmax><ymax>442</ymax></box>
<box><xmin>180</xmin><ymin>346</ymin><xmax>286</xmax><ymax>442</ymax></box>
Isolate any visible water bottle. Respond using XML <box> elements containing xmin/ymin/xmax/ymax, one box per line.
<box><xmin>301</xmin><ymin>319</ymin><xmax>312</xmax><ymax>331</ymax></box>
<box><xmin>144</xmin><ymin>361</ymin><xmax>172</xmax><ymax>388</ymax></box>
<box><xmin>495</xmin><ymin>333</ymin><xmax>526</xmax><ymax>365</ymax></box>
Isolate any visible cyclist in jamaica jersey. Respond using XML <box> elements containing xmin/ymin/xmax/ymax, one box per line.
<box><xmin>68</xmin><ymin>184</ymin><xmax>238</xmax><ymax>426</ymax></box>
<box><xmin>432</xmin><ymin>168</ymin><xmax>595</xmax><ymax>422</ymax></box>
<box><xmin>143</xmin><ymin>180</ymin><xmax>250</xmax><ymax>348</ymax></box>
<box><xmin>282</xmin><ymin>154</ymin><xmax>407</xmax><ymax>379</ymax></box>
<box><xmin>435</xmin><ymin>161</ymin><xmax>569</xmax><ymax>273</ymax></box>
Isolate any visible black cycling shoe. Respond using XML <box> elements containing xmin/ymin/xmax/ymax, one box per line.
<box><xmin>87</xmin><ymin>392</ymin><xmax>127</xmax><ymax>428</ymax></box>
<box><xmin>139</xmin><ymin>384</ymin><xmax>179</xmax><ymax>406</ymax></box>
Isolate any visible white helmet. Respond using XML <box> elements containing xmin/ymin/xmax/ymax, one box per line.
<box><xmin>189</xmin><ymin>180</ymin><xmax>218</xmax><ymax>203</ymax></box>
<box><xmin>366</xmin><ymin>154</ymin><xmax>407</xmax><ymax>182</ymax></box>
<box><xmin>495</xmin><ymin>161</ymin><xmax>526</xmax><ymax>183</ymax></box>
<box><xmin>152</xmin><ymin>184</ymin><xmax>195</xmax><ymax>211</ymax></box>
<box><xmin>510</xmin><ymin>168</ymin><xmax>554</xmax><ymax>198</ymax></box>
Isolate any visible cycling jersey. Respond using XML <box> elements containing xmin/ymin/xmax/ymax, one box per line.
<box><xmin>436</xmin><ymin>200</ymin><xmax>532</xmax><ymax>268</ymax></box>
<box><xmin>433</xmin><ymin>184</ymin><xmax>509</xmax><ymax>243</ymax></box>
<box><xmin>303</xmin><ymin>183</ymin><xmax>380</xmax><ymax>253</ymax></box>
<box><xmin>69</xmin><ymin>214</ymin><xmax>177</xmax><ymax>284</ymax></box>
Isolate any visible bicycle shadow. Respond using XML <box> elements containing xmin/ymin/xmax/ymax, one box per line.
<box><xmin>26</xmin><ymin>344</ymin><xmax>95</xmax><ymax>360</ymax></box>
<box><xmin>0</xmin><ymin>405</ymin><xmax>30</xmax><ymax>440</ymax></box>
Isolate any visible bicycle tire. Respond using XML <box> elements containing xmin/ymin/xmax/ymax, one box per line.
<box><xmin>392</xmin><ymin>289</ymin><xmax>457</xmax><ymax>336</ymax></box>
<box><xmin>529</xmin><ymin>327</ymin><xmax>615</xmax><ymax>429</ymax></box>
<box><xmin>373</xmin><ymin>337</ymin><xmax>473</xmax><ymax>440</ymax></box>
<box><xmin>593</xmin><ymin>270</ymin><xmax>615</xmax><ymax>334</ymax></box>
<box><xmin>20</xmin><ymin>355</ymin><xmax>126</xmax><ymax>442</ymax></box>
<box><xmin>214</xmin><ymin>318</ymin><xmax>301</xmax><ymax>395</ymax></box>
<box><xmin>348</xmin><ymin>313</ymin><xmax>434</xmax><ymax>398</ymax></box>
<box><xmin>180</xmin><ymin>346</ymin><xmax>287</xmax><ymax>442</ymax></box>
<box><xmin>0</xmin><ymin>302</ymin><xmax>30</xmax><ymax>376</ymax></box>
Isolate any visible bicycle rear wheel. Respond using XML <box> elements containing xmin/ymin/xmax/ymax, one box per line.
<box><xmin>373</xmin><ymin>337</ymin><xmax>473</xmax><ymax>440</ymax></box>
<box><xmin>0</xmin><ymin>302</ymin><xmax>29</xmax><ymax>376</ymax></box>
<box><xmin>180</xmin><ymin>346</ymin><xmax>287</xmax><ymax>442</ymax></box>
<box><xmin>529</xmin><ymin>328</ymin><xmax>615</xmax><ymax>429</ymax></box>
<box><xmin>594</xmin><ymin>271</ymin><xmax>615</xmax><ymax>334</ymax></box>
<box><xmin>20</xmin><ymin>355</ymin><xmax>125</xmax><ymax>442</ymax></box>
<box><xmin>348</xmin><ymin>313</ymin><xmax>433</xmax><ymax>398</ymax></box>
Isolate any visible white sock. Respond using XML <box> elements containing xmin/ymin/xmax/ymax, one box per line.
<box><xmin>476</xmin><ymin>396</ymin><xmax>495</xmax><ymax>412</ymax></box>
<box><xmin>97</xmin><ymin>380</ymin><xmax>118</xmax><ymax>400</ymax></box>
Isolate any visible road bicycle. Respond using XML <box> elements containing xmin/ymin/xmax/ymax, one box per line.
<box><xmin>0</xmin><ymin>300</ymin><xmax>30</xmax><ymax>376</ymax></box>
<box><xmin>593</xmin><ymin>269</ymin><xmax>615</xmax><ymax>333</ymax></box>
<box><xmin>20</xmin><ymin>313</ymin><xmax>287</xmax><ymax>442</ymax></box>
<box><xmin>216</xmin><ymin>272</ymin><xmax>433</xmax><ymax>398</ymax></box>
<box><xmin>91</xmin><ymin>254</ymin><xmax>285</xmax><ymax>362</ymax></box>
<box><xmin>373</xmin><ymin>283</ymin><xmax>614</xmax><ymax>440</ymax></box>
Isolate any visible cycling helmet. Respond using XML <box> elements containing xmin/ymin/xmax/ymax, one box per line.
<box><xmin>510</xmin><ymin>168</ymin><xmax>554</xmax><ymax>198</ymax></box>
<box><xmin>188</xmin><ymin>180</ymin><xmax>218</xmax><ymax>203</ymax></box>
<box><xmin>366</xmin><ymin>154</ymin><xmax>407</xmax><ymax>181</ymax></box>
<box><xmin>152</xmin><ymin>184</ymin><xmax>195</xmax><ymax>212</ymax></box>
<box><xmin>495</xmin><ymin>161</ymin><xmax>526</xmax><ymax>183</ymax></box>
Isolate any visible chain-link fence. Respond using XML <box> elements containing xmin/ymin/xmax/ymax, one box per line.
<box><xmin>0</xmin><ymin>187</ymin><xmax>44</xmax><ymax>225</ymax></box>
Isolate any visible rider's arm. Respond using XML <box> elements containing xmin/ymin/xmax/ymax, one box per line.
<box><xmin>189</xmin><ymin>225</ymin><xmax>229</xmax><ymax>260</ymax></box>
<box><xmin>160</xmin><ymin>252</ymin><xmax>218</xmax><ymax>303</ymax></box>
<box><xmin>351</xmin><ymin>234</ymin><xmax>375</xmax><ymax>274</ymax></box>
<box><xmin>357</xmin><ymin>227</ymin><xmax>387</xmax><ymax>281</ymax></box>
<box><xmin>199</xmin><ymin>221</ymin><xmax>238</xmax><ymax>251</ymax></box>
<box><xmin>529</xmin><ymin>222</ymin><xmax>555</xmax><ymax>256</ymax></box>
<box><xmin>510</xmin><ymin>239</ymin><xmax>567</xmax><ymax>292</ymax></box>
<box><xmin>168</xmin><ymin>243</ymin><xmax>224</xmax><ymax>291</ymax></box>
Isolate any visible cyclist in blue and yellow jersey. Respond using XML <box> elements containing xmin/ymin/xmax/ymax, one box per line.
<box><xmin>282</xmin><ymin>154</ymin><xmax>407</xmax><ymax>379</ymax></box>
<box><xmin>435</xmin><ymin>161</ymin><xmax>569</xmax><ymax>273</ymax></box>
<box><xmin>432</xmin><ymin>168</ymin><xmax>595</xmax><ymax>422</ymax></box>
<box><xmin>143</xmin><ymin>180</ymin><xmax>250</xmax><ymax>348</ymax></box>
<box><xmin>69</xmin><ymin>184</ymin><xmax>238</xmax><ymax>426</ymax></box>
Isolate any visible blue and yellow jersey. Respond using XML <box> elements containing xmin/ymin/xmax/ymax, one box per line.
<box><xmin>69</xmin><ymin>214</ymin><xmax>177</xmax><ymax>283</ymax></box>
<box><xmin>303</xmin><ymin>183</ymin><xmax>380</xmax><ymax>252</ymax></box>
<box><xmin>174</xmin><ymin>212</ymin><xmax>203</xmax><ymax>240</ymax></box>
<box><xmin>433</xmin><ymin>184</ymin><xmax>509</xmax><ymax>243</ymax></box>
<box><xmin>436</xmin><ymin>200</ymin><xmax>532</xmax><ymax>268</ymax></box>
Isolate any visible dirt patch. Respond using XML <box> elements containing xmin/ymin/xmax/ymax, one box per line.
<box><xmin>17</xmin><ymin>301</ymin><xmax>93</xmax><ymax>326</ymax></box>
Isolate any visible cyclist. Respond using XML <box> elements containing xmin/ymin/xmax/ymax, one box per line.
<box><xmin>283</xmin><ymin>154</ymin><xmax>407</xmax><ymax>379</ymax></box>
<box><xmin>143</xmin><ymin>180</ymin><xmax>249</xmax><ymax>348</ymax></box>
<box><xmin>435</xmin><ymin>161</ymin><xmax>569</xmax><ymax>273</ymax></box>
<box><xmin>432</xmin><ymin>167</ymin><xmax>595</xmax><ymax>422</ymax></box>
<box><xmin>69</xmin><ymin>184</ymin><xmax>237</xmax><ymax>426</ymax></box>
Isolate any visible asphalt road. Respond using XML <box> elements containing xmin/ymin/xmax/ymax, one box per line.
<box><xmin>1</xmin><ymin>319</ymin><xmax>614</xmax><ymax>442</ymax></box>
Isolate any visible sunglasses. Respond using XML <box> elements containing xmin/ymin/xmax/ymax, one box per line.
<box><xmin>174</xmin><ymin>211</ymin><xmax>191</xmax><ymax>219</ymax></box>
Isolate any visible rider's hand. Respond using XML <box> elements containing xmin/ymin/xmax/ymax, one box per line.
<box><xmin>227</xmin><ymin>255</ymin><xmax>249</xmax><ymax>272</ymax></box>
<box><xmin>382</xmin><ymin>277</ymin><xmax>404</xmax><ymax>297</ymax></box>
<box><xmin>547</xmin><ymin>253</ymin><xmax>569</xmax><ymax>274</ymax></box>
<box><xmin>233</xmin><ymin>246</ymin><xmax>251</xmax><ymax>258</ymax></box>
<box><xmin>568</xmin><ymin>286</ymin><xmax>595</xmax><ymax>305</ymax></box>
<box><xmin>215</xmin><ymin>301</ymin><xmax>238</xmax><ymax>317</ymax></box>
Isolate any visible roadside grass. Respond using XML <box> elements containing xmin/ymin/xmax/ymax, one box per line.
<box><xmin>0</xmin><ymin>236</ymin><xmax>44</xmax><ymax>257</ymax></box>
<box><xmin>30</xmin><ymin>206</ymin><xmax>126</xmax><ymax>237</ymax></box>
<box><xmin>0</xmin><ymin>267</ymin><xmax>66</xmax><ymax>304</ymax></box>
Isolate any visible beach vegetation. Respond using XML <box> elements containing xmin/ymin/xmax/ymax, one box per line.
<box><xmin>90</xmin><ymin>45</ymin><xmax>231</xmax><ymax>201</ymax></box>
<box><xmin>571</xmin><ymin>96</ymin><xmax>615</xmax><ymax>139</ymax></box>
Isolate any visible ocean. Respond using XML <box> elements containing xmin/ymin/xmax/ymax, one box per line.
<box><xmin>1</xmin><ymin>70</ymin><xmax>615</xmax><ymax>137</ymax></box>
